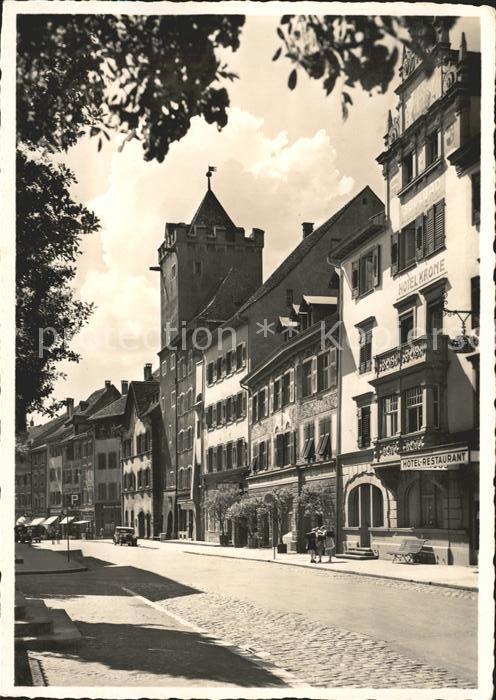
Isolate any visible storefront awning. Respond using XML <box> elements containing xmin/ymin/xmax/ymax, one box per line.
<box><xmin>16</xmin><ymin>516</ymin><xmax>31</xmax><ymax>526</ymax></box>
<box><xmin>72</xmin><ymin>520</ymin><xmax>91</xmax><ymax>525</ymax></box>
<box><xmin>43</xmin><ymin>516</ymin><xmax>59</xmax><ymax>526</ymax></box>
<box><xmin>60</xmin><ymin>516</ymin><xmax>75</xmax><ymax>525</ymax></box>
<box><xmin>30</xmin><ymin>517</ymin><xmax>46</xmax><ymax>527</ymax></box>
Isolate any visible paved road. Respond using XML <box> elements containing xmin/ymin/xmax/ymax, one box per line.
<box><xmin>20</xmin><ymin>541</ymin><xmax>477</xmax><ymax>689</ymax></box>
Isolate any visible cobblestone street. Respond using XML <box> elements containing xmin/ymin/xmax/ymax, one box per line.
<box><xmin>17</xmin><ymin>542</ymin><xmax>477</xmax><ymax>690</ymax></box>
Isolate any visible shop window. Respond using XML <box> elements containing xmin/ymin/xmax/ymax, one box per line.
<box><xmin>406</xmin><ymin>477</ymin><xmax>444</xmax><ymax>528</ymax></box>
<box><xmin>348</xmin><ymin>488</ymin><xmax>359</xmax><ymax>527</ymax></box>
<box><xmin>405</xmin><ymin>386</ymin><xmax>423</xmax><ymax>433</ymax></box>
<box><xmin>380</xmin><ymin>395</ymin><xmax>398</xmax><ymax>437</ymax></box>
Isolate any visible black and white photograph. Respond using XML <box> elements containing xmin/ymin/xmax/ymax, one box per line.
<box><xmin>1</xmin><ymin>1</ymin><xmax>494</xmax><ymax>697</ymax></box>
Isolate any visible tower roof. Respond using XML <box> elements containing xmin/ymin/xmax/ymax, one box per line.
<box><xmin>189</xmin><ymin>188</ymin><xmax>236</xmax><ymax>232</ymax></box>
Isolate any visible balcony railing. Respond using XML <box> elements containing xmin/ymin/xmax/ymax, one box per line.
<box><xmin>373</xmin><ymin>335</ymin><xmax>448</xmax><ymax>381</ymax></box>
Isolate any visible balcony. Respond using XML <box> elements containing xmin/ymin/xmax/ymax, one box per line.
<box><xmin>374</xmin><ymin>430</ymin><xmax>449</xmax><ymax>464</ymax></box>
<box><xmin>372</xmin><ymin>335</ymin><xmax>448</xmax><ymax>383</ymax></box>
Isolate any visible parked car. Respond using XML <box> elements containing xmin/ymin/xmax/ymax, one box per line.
<box><xmin>113</xmin><ymin>526</ymin><xmax>138</xmax><ymax>546</ymax></box>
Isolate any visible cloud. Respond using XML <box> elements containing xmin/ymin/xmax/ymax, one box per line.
<box><xmin>50</xmin><ymin>106</ymin><xmax>355</xmax><ymax>403</ymax></box>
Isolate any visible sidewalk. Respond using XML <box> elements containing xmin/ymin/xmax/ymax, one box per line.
<box><xmin>157</xmin><ymin>539</ymin><xmax>479</xmax><ymax>591</ymax></box>
<box><xmin>15</xmin><ymin>543</ymin><xmax>87</xmax><ymax>575</ymax></box>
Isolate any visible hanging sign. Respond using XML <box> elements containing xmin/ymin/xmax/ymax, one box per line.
<box><xmin>401</xmin><ymin>446</ymin><xmax>469</xmax><ymax>471</ymax></box>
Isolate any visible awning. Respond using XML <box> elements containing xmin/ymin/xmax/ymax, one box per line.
<box><xmin>43</xmin><ymin>516</ymin><xmax>59</xmax><ymax>526</ymax></box>
<box><xmin>30</xmin><ymin>517</ymin><xmax>46</xmax><ymax>527</ymax></box>
<box><xmin>16</xmin><ymin>517</ymin><xmax>31</xmax><ymax>526</ymax></box>
<box><xmin>72</xmin><ymin>520</ymin><xmax>91</xmax><ymax>525</ymax></box>
<box><xmin>60</xmin><ymin>516</ymin><xmax>75</xmax><ymax>525</ymax></box>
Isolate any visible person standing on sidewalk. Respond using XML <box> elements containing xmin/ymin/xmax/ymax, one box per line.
<box><xmin>305</xmin><ymin>528</ymin><xmax>318</xmax><ymax>563</ymax></box>
<box><xmin>324</xmin><ymin>529</ymin><xmax>335</xmax><ymax>563</ymax></box>
<box><xmin>316</xmin><ymin>528</ymin><xmax>326</xmax><ymax>563</ymax></box>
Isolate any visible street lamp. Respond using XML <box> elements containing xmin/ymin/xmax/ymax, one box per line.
<box><xmin>442</xmin><ymin>293</ymin><xmax>478</xmax><ymax>354</ymax></box>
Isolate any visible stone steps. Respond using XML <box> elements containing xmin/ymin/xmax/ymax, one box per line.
<box><xmin>16</xmin><ymin>608</ymin><xmax>82</xmax><ymax>649</ymax></box>
<box><xmin>14</xmin><ymin>595</ymin><xmax>82</xmax><ymax>648</ymax></box>
<box><xmin>336</xmin><ymin>547</ymin><xmax>378</xmax><ymax>561</ymax></box>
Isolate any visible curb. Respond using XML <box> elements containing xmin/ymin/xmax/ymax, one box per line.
<box><xmin>16</xmin><ymin>565</ymin><xmax>87</xmax><ymax>576</ymax></box>
<box><xmin>182</xmin><ymin>550</ymin><xmax>478</xmax><ymax>593</ymax></box>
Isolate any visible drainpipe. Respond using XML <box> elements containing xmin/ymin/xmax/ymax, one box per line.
<box><xmin>335</xmin><ymin>266</ymin><xmax>344</xmax><ymax>553</ymax></box>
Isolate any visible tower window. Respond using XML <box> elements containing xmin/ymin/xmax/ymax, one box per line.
<box><xmin>193</xmin><ymin>261</ymin><xmax>202</xmax><ymax>275</ymax></box>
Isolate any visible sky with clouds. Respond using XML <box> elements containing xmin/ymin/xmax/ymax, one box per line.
<box><xmin>40</xmin><ymin>14</ymin><xmax>480</xmax><ymax>415</ymax></box>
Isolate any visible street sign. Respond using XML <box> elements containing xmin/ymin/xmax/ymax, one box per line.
<box><xmin>70</xmin><ymin>494</ymin><xmax>79</xmax><ymax>505</ymax></box>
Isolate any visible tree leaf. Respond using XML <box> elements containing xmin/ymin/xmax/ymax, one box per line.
<box><xmin>288</xmin><ymin>68</ymin><xmax>297</xmax><ymax>90</ymax></box>
<box><xmin>272</xmin><ymin>47</ymin><xmax>282</xmax><ymax>62</ymax></box>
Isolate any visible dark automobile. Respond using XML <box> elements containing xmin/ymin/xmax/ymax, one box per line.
<box><xmin>113</xmin><ymin>526</ymin><xmax>138</xmax><ymax>546</ymax></box>
<box><xmin>15</xmin><ymin>526</ymin><xmax>31</xmax><ymax>544</ymax></box>
<box><xmin>28</xmin><ymin>526</ymin><xmax>44</xmax><ymax>543</ymax></box>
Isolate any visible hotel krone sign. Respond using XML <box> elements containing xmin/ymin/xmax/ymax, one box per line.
<box><xmin>401</xmin><ymin>446</ymin><xmax>469</xmax><ymax>471</ymax></box>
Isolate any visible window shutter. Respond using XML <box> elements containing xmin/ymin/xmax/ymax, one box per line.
<box><xmin>390</xmin><ymin>232</ymin><xmax>399</xmax><ymax>276</ymax></box>
<box><xmin>266</xmin><ymin>439</ymin><xmax>271</xmax><ymax>467</ymax></box>
<box><xmin>357</xmin><ymin>407</ymin><xmax>363</xmax><ymax>449</ymax></box>
<box><xmin>242</xmin><ymin>343</ymin><xmax>247</xmax><ymax>367</ymax></box>
<box><xmin>252</xmin><ymin>395</ymin><xmax>257</xmax><ymax>423</ymax></box>
<box><xmin>269</xmin><ymin>381</ymin><xmax>274</xmax><ymax>413</ymax></box>
<box><xmin>263</xmin><ymin>388</ymin><xmax>268</xmax><ymax>417</ymax></box>
<box><xmin>329</xmin><ymin>347</ymin><xmax>337</xmax><ymax>386</ymax></box>
<box><xmin>311</xmin><ymin>357</ymin><xmax>318</xmax><ymax>394</ymax></box>
<box><xmin>291</xmin><ymin>431</ymin><xmax>298</xmax><ymax>465</ymax></box>
<box><xmin>242</xmin><ymin>392</ymin><xmax>247</xmax><ymax>417</ymax></box>
<box><xmin>373</xmin><ymin>245</ymin><xmax>381</xmax><ymax>287</ymax></box>
<box><xmin>289</xmin><ymin>368</ymin><xmax>295</xmax><ymax>402</ymax></box>
<box><xmin>351</xmin><ymin>260</ymin><xmax>359</xmax><ymax>298</ymax></box>
<box><xmin>415</xmin><ymin>215</ymin><xmax>424</xmax><ymax>261</ymax></box>
<box><xmin>232</xmin><ymin>443</ymin><xmax>238</xmax><ymax>469</ymax></box>
<box><xmin>434</xmin><ymin>199</ymin><xmax>445</xmax><ymax>250</ymax></box>
<box><xmin>425</xmin><ymin>206</ymin><xmax>435</xmax><ymax>255</ymax></box>
<box><xmin>222</xmin><ymin>400</ymin><xmax>226</xmax><ymax>424</ymax></box>
<box><xmin>212</xmin><ymin>404</ymin><xmax>217</xmax><ymax>426</ymax></box>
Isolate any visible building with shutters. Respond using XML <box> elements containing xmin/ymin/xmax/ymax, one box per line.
<box><xmin>121</xmin><ymin>367</ymin><xmax>163</xmax><ymax>539</ymax></box>
<box><xmin>330</xmin><ymin>26</ymin><xmax>480</xmax><ymax>566</ymax></box>
<box><xmin>243</xmin><ymin>297</ymin><xmax>339</xmax><ymax>551</ymax></box>
<box><xmin>200</xmin><ymin>186</ymin><xmax>382</xmax><ymax>544</ymax></box>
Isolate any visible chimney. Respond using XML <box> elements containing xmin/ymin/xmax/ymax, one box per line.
<box><xmin>105</xmin><ymin>380</ymin><xmax>111</xmax><ymax>390</ymax></box>
<box><xmin>121</xmin><ymin>380</ymin><xmax>129</xmax><ymax>396</ymax></box>
<box><xmin>302</xmin><ymin>222</ymin><xmax>314</xmax><ymax>238</ymax></box>
<box><xmin>144</xmin><ymin>363</ymin><xmax>153</xmax><ymax>381</ymax></box>
<box><xmin>66</xmin><ymin>398</ymin><xmax>74</xmax><ymax>417</ymax></box>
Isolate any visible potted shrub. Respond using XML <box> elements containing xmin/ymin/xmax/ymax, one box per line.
<box><xmin>204</xmin><ymin>483</ymin><xmax>240</xmax><ymax>546</ymax></box>
<box><xmin>228</xmin><ymin>496</ymin><xmax>263</xmax><ymax>548</ymax></box>
<box><xmin>270</xmin><ymin>487</ymin><xmax>293</xmax><ymax>554</ymax></box>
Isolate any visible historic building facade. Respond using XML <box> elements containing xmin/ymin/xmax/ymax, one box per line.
<box><xmin>331</xmin><ymin>29</ymin><xmax>480</xmax><ymax>565</ymax></box>
<box><xmin>121</xmin><ymin>370</ymin><xmax>162</xmax><ymax>539</ymax></box>
<box><xmin>155</xmin><ymin>183</ymin><xmax>264</xmax><ymax>539</ymax></box>
<box><xmin>243</xmin><ymin>300</ymin><xmax>339</xmax><ymax>551</ymax></box>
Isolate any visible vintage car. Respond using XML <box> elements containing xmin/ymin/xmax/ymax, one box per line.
<box><xmin>113</xmin><ymin>526</ymin><xmax>138</xmax><ymax>546</ymax></box>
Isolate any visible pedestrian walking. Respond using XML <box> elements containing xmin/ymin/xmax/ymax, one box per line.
<box><xmin>324</xmin><ymin>528</ymin><xmax>335</xmax><ymax>563</ymax></box>
<box><xmin>100</xmin><ymin>528</ymin><xmax>104</xmax><ymax>539</ymax></box>
<box><xmin>305</xmin><ymin>527</ymin><xmax>318</xmax><ymax>563</ymax></box>
<box><xmin>56</xmin><ymin>528</ymin><xmax>60</xmax><ymax>544</ymax></box>
<box><xmin>51</xmin><ymin>528</ymin><xmax>55</xmax><ymax>545</ymax></box>
<box><xmin>316</xmin><ymin>527</ymin><xmax>326</xmax><ymax>563</ymax></box>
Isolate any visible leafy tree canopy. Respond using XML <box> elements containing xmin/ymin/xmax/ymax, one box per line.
<box><xmin>16</xmin><ymin>150</ymin><xmax>99</xmax><ymax>430</ymax></box>
<box><xmin>204</xmin><ymin>484</ymin><xmax>240</xmax><ymax>534</ymax></box>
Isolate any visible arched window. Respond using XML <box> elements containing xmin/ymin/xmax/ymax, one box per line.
<box><xmin>405</xmin><ymin>477</ymin><xmax>445</xmax><ymax>528</ymax></box>
<box><xmin>347</xmin><ymin>483</ymin><xmax>384</xmax><ymax>528</ymax></box>
<box><xmin>348</xmin><ymin>487</ymin><xmax>359</xmax><ymax>527</ymax></box>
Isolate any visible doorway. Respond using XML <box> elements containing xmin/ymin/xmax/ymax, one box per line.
<box><xmin>348</xmin><ymin>483</ymin><xmax>384</xmax><ymax>547</ymax></box>
<box><xmin>137</xmin><ymin>511</ymin><xmax>145</xmax><ymax>538</ymax></box>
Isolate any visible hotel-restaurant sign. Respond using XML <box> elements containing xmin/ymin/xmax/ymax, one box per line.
<box><xmin>401</xmin><ymin>446</ymin><xmax>469</xmax><ymax>471</ymax></box>
<box><xmin>398</xmin><ymin>257</ymin><xmax>446</xmax><ymax>299</ymax></box>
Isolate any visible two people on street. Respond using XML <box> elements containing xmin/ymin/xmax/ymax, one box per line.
<box><xmin>306</xmin><ymin>526</ymin><xmax>335</xmax><ymax>563</ymax></box>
